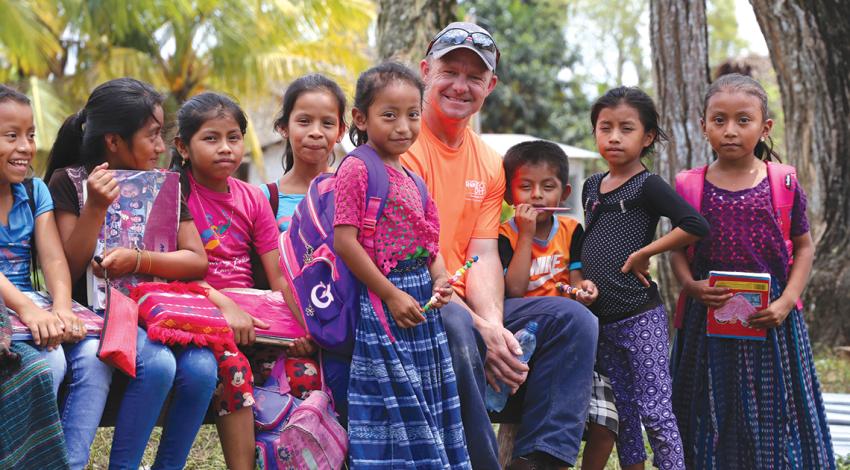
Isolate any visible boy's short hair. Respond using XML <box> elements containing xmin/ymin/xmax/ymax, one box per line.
<box><xmin>503</xmin><ymin>140</ymin><xmax>570</xmax><ymax>191</ymax></box>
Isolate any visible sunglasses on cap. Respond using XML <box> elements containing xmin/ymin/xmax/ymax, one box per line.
<box><xmin>426</xmin><ymin>28</ymin><xmax>501</xmax><ymax>64</ymax></box>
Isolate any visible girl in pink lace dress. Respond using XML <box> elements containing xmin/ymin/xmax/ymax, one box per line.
<box><xmin>333</xmin><ymin>62</ymin><xmax>470</xmax><ymax>469</ymax></box>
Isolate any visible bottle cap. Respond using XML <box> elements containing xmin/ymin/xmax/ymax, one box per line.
<box><xmin>525</xmin><ymin>321</ymin><xmax>538</xmax><ymax>334</ymax></box>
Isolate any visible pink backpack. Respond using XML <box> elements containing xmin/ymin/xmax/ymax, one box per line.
<box><xmin>273</xmin><ymin>390</ymin><xmax>347</xmax><ymax>470</ymax></box>
<box><xmin>673</xmin><ymin>161</ymin><xmax>800</xmax><ymax>328</ymax></box>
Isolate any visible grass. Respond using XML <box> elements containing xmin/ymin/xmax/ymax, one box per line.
<box><xmin>85</xmin><ymin>350</ymin><xmax>850</xmax><ymax>469</ymax></box>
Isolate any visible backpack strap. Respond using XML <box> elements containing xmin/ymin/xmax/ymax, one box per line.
<box><xmin>583</xmin><ymin>172</ymin><xmax>646</xmax><ymax>236</ymax></box>
<box><xmin>766</xmin><ymin>161</ymin><xmax>803</xmax><ymax>310</ymax></box>
<box><xmin>23</xmin><ymin>179</ymin><xmax>41</xmax><ymax>291</ymax></box>
<box><xmin>347</xmin><ymin>145</ymin><xmax>391</xmax><ymax>246</ymax></box>
<box><xmin>766</xmin><ymin>161</ymin><xmax>796</xmax><ymax>257</ymax></box>
<box><xmin>404</xmin><ymin>169</ymin><xmax>430</xmax><ymax>215</ymax></box>
<box><xmin>672</xmin><ymin>166</ymin><xmax>707</xmax><ymax>329</ymax></box>
<box><xmin>343</xmin><ymin>145</ymin><xmax>395</xmax><ymax>343</ymax></box>
<box><xmin>265</xmin><ymin>182</ymin><xmax>280</xmax><ymax>216</ymax></box>
<box><xmin>674</xmin><ymin>166</ymin><xmax>707</xmax><ymax>265</ymax></box>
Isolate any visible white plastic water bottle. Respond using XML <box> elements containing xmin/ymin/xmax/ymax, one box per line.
<box><xmin>485</xmin><ymin>321</ymin><xmax>539</xmax><ymax>412</ymax></box>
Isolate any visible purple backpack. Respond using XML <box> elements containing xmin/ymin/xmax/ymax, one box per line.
<box><xmin>278</xmin><ymin>145</ymin><xmax>428</xmax><ymax>356</ymax></box>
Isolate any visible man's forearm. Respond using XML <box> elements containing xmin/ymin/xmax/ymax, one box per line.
<box><xmin>462</xmin><ymin>249</ymin><xmax>505</xmax><ymax>325</ymax></box>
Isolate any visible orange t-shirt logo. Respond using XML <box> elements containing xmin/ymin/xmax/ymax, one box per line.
<box><xmin>465</xmin><ymin>179</ymin><xmax>487</xmax><ymax>201</ymax></box>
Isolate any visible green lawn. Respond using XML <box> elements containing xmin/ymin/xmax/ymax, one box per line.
<box><xmin>84</xmin><ymin>350</ymin><xmax>850</xmax><ymax>469</ymax></box>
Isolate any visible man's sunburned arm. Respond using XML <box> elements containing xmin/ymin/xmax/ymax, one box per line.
<box><xmin>463</xmin><ymin>238</ymin><xmax>505</xmax><ymax>324</ymax></box>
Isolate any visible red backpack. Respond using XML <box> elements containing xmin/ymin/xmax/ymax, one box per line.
<box><xmin>673</xmin><ymin>161</ymin><xmax>800</xmax><ymax>328</ymax></box>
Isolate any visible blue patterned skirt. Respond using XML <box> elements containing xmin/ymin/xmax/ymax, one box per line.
<box><xmin>347</xmin><ymin>259</ymin><xmax>470</xmax><ymax>469</ymax></box>
<box><xmin>671</xmin><ymin>277</ymin><xmax>834</xmax><ymax>469</ymax></box>
<box><xmin>0</xmin><ymin>342</ymin><xmax>69</xmax><ymax>469</ymax></box>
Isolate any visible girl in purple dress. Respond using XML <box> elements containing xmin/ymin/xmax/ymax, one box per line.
<box><xmin>670</xmin><ymin>73</ymin><xmax>834</xmax><ymax>469</ymax></box>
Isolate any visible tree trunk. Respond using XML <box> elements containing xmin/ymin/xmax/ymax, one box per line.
<box><xmin>750</xmin><ymin>0</ymin><xmax>850</xmax><ymax>346</ymax></box>
<box><xmin>376</xmin><ymin>0</ymin><xmax>457</xmax><ymax>67</ymax></box>
<box><xmin>650</xmin><ymin>0</ymin><xmax>713</xmax><ymax>311</ymax></box>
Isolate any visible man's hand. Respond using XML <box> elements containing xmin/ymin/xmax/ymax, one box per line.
<box><xmin>479</xmin><ymin>320</ymin><xmax>528</xmax><ymax>393</ymax></box>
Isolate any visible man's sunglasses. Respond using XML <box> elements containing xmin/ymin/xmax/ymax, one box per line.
<box><xmin>426</xmin><ymin>28</ymin><xmax>501</xmax><ymax>64</ymax></box>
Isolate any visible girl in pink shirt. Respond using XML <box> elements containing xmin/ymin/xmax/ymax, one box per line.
<box><xmin>171</xmin><ymin>92</ymin><xmax>283</xmax><ymax>470</ymax></box>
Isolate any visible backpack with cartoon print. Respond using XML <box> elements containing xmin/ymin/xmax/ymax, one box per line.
<box><xmin>254</xmin><ymin>356</ymin><xmax>346</xmax><ymax>470</ymax></box>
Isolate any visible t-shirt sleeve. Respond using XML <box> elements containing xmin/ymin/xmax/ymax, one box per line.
<box><xmin>790</xmin><ymin>180</ymin><xmax>810</xmax><ymax>237</ymax></box>
<box><xmin>47</xmin><ymin>169</ymin><xmax>81</xmax><ymax>216</ymax></box>
<box><xmin>471</xmin><ymin>165</ymin><xmax>506</xmax><ymax>239</ymax></box>
<box><xmin>569</xmin><ymin>223</ymin><xmax>584</xmax><ymax>271</ymax></box>
<box><xmin>32</xmin><ymin>178</ymin><xmax>54</xmax><ymax>217</ymax></box>
<box><xmin>333</xmin><ymin>158</ymin><xmax>367</xmax><ymax>228</ymax></box>
<box><xmin>498</xmin><ymin>234</ymin><xmax>514</xmax><ymax>271</ymax></box>
<box><xmin>251</xmin><ymin>186</ymin><xmax>280</xmax><ymax>255</ymax></box>
<box><xmin>644</xmin><ymin>174</ymin><xmax>709</xmax><ymax>237</ymax></box>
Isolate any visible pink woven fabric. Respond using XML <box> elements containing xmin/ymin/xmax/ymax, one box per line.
<box><xmin>333</xmin><ymin>157</ymin><xmax>440</xmax><ymax>274</ymax></box>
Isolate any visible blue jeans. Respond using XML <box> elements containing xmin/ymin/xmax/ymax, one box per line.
<box><xmin>34</xmin><ymin>344</ymin><xmax>68</xmax><ymax>396</ymax></box>
<box><xmin>442</xmin><ymin>296</ymin><xmax>598</xmax><ymax>467</ymax></box>
<box><xmin>33</xmin><ymin>338</ymin><xmax>114</xmax><ymax>470</ymax></box>
<box><xmin>60</xmin><ymin>338</ymin><xmax>114</xmax><ymax>469</ymax></box>
<box><xmin>108</xmin><ymin>327</ymin><xmax>217</xmax><ymax>470</ymax></box>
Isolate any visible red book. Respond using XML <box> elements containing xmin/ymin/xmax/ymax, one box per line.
<box><xmin>706</xmin><ymin>271</ymin><xmax>770</xmax><ymax>341</ymax></box>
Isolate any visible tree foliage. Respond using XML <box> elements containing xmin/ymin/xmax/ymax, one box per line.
<box><xmin>706</xmin><ymin>0</ymin><xmax>748</xmax><ymax>67</ymax></box>
<box><xmin>0</xmin><ymin>0</ymin><xmax>374</xmax><ymax>172</ymax></box>
<box><xmin>460</xmin><ymin>0</ymin><xmax>591</xmax><ymax>147</ymax></box>
<box><xmin>569</xmin><ymin>0</ymin><xmax>649</xmax><ymax>90</ymax></box>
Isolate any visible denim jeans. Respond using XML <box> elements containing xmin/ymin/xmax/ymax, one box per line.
<box><xmin>34</xmin><ymin>344</ymin><xmax>67</xmax><ymax>396</ymax></box>
<box><xmin>60</xmin><ymin>338</ymin><xmax>114</xmax><ymax>469</ymax></box>
<box><xmin>108</xmin><ymin>327</ymin><xmax>217</xmax><ymax>470</ymax></box>
<box><xmin>442</xmin><ymin>296</ymin><xmax>599</xmax><ymax>467</ymax></box>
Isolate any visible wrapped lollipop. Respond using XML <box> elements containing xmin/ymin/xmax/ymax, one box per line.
<box><xmin>555</xmin><ymin>282</ymin><xmax>585</xmax><ymax>298</ymax></box>
<box><xmin>423</xmin><ymin>256</ymin><xmax>479</xmax><ymax>311</ymax></box>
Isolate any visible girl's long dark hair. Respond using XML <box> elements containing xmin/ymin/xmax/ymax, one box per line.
<box><xmin>273</xmin><ymin>74</ymin><xmax>346</xmax><ymax>173</ymax></box>
<box><xmin>44</xmin><ymin>78</ymin><xmax>163</xmax><ymax>181</ymax></box>
<box><xmin>169</xmin><ymin>92</ymin><xmax>248</xmax><ymax>172</ymax></box>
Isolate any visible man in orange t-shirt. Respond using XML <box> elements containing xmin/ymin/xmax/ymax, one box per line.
<box><xmin>402</xmin><ymin>22</ymin><xmax>599</xmax><ymax>470</ymax></box>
